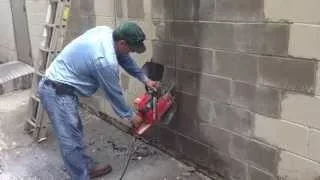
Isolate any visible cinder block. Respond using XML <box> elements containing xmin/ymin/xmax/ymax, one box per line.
<box><xmin>152</xmin><ymin>40</ymin><xmax>175</xmax><ymax>67</ymax></box>
<box><xmin>278</xmin><ymin>151</ymin><xmax>320</xmax><ymax>180</ymax></box>
<box><xmin>234</xmin><ymin>23</ymin><xmax>289</xmax><ymax>56</ymax></box>
<box><xmin>215</xmin><ymin>0</ymin><xmax>264</xmax><ymax>22</ymax></box>
<box><xmin>158</xmin><ymin>127</ymin><xmax>181</xmax><ymax>155</ymax></box>
<box><xmin>207</xmin><ymin>150</ymin><xmax>230</xmax><ymax>179</ymax></box>
<box><xmin>127</xmin><ymin>0</ymin><xmax>144</xmax><ymax>19</ymax></box>
<box><xmin>249</xmin><ymin>166</ymin><xmax>275</xmax><ymax>180</ymax></box>
<box><xmin>289</xmin><ymin>24</ymin><xmax>320</xmax><ymax>61</ymax></box>
<box><xmin>94</xmin><ymin>0</ymin><xmax>114</xmax><ymax>17</ymax></box>
<box><xmin>208</xmin><ymin>150</ymin><xmax>248</xmax><ymax>180</ymax></box>
<box><xmin>27</xmin><ymin>13</ymin><xmax>47</xmax><ymax>26</ymax></box>
<box><xmin>79</xmin><ymin>15</ymin><xmax>97</xmax><ymax>33</ymax></box>
<box><xmin>198</xmin><ymin>123</ymin><xmax>231</xmax><ymax>153</ymax></box>
<box><xmin>161</xmin><ymin>66</ymin><xmax>176</xmax><ymax>86</ymax></box>
<box><xmin>260</xmin><ymin>56</ymin><xmax>316</xmax><ymax>94</ymax></box>
<box><xmin>115</xmin><ymin>0</ymin><xmax>123</xmax><ymax>18</ymax></box>
<box><xmin>68</xmin><ymin>6</ymin><xmax>82</xmax><ymax>32</ymax></box>
<box><xmin>199</xmin><ymin>74</ymin><xmax>231</xmax><ymax>103</ymax></box>
<box><xmin>176</xmin><ymin>69</ymin><xmax>199</xmax><ymax>95</ymax></box>
<box><xmin>229</xmin><ymin>134</ymin><xmax>249</xmax><ymax>161</ymax></box>
<box><xmin>176</xmin><ymin>45</ymin><xmax>213</xmax><ymax>74</ymax></box>
<box><xmin>178</xmin><ymin>135</ymin><xmax>210</xmax><ymax>167</ymax></box>
<box><xmin>25</xmin><ymin>0</ymin><xmax>48</xmax><ymax>14</ymax></box>
<box><xmin>173</xmin><ymin>22</ymin><xmax>235</xmax><ymax>50</ymax></box>
<box><xmin>209</xmin><ymin>154</ymin><xmax>248</xmax><ymax>180</ymax></box>
<box><xmin>120</xmin><ymin>73</ymin><xmax>130</xmax><ymax>90</ymax></box>
<box><xmin>264</xmin><ymin>0</ymin><xmax>320</xmax><ymax>24</ymax></box>
<box><xmin>170</xmin><ymin>92</ymin><xmax>212</xmax><ymax>137</ymax></box>
<box><xmin>178</xmin><ymin>92</ymin><xmax>212</xmax><ymax>123</ymax></box>
<box><xmin>254</xmin><ymin>114</ymin><xmax>308</xmax><ymax>156</ymax></box>
<box><xmin>232</xmin><ymin>82</ymin><xmax>280</xmax><ymax>118</ymax></box>
<box><xmin>95</xmin><ymin>16</ymin><xmax>114</xmax><ymax>27</ymax></box>
<box><xmin>208</xmin><ymin>23</ymin><xmax>235</xmax><ymax>51</ymax></box>
<box><xmin>151</xmin><ymin>0</ymin><xmax>174</xmax><ymax>20</ymax></box>
<box><xmin>212</xmin><ymin>103</ymin><xmax>253</xmax><ymax>136</ymax></box>
<box><xmin>309</xmin><ymin>129</ymin><xmax>320</xmax><ymax>163</ymax></box>
<box><xmin>143</xmin><ymin>0</ymin><xmax>152</xmax><ymax>20</ymax></box>
<box><xmin>248</xmin><ymin>140</ymin><xmax>279</xmax><ymax>175</ymax></box>
<box><xmin>173</xmin><ymin>22</ymin><xmax>206</xmax><ymax>47</ymax></box>
<box><xmin>152</xmin><ymin>21</ymin><xmax>174</xmax><ymax>42</ymax></box>
<box><xmin>228</xmin><ymin>158</ymin><xmax>247</xmax><ymax>180</ymax></box>
<box><xmin>233</xmin><ymin>23</ymin><xmax>263</xmax><ymax>53</ymax></box>
<box><xmin>282</xmin><ymin>93</ymin><xmax>320</xmax><ymax>129</ymax></box>
<box><xmin>173</xmin><ymin>0</ymin><xmax>215</xmax><ymax>21</ymax></box>
<box><xmin>80</xmin><ymin>0</ymin><xmax>95</xmax><ymax>16</ymax></box>
<box><xmin>29</xmin><ymin>24</ymin><xmax>44</xmax><ymax>37</ymax></box>
<box><xmin>215</xmin><ymin>51</ymin><xmax>259</xmax><ymax>84</ymax></box>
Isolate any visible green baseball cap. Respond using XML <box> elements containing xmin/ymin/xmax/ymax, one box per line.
<box><xmin>114</xmin><ymin>22</ymin><xmax>146</xmax><ymax>53</ymax></box>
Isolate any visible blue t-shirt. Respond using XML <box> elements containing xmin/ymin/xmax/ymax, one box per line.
<box><xmin>45</xmin><ymin>26</ymin><xmax>148</xmax><ymax>120</ymax></box>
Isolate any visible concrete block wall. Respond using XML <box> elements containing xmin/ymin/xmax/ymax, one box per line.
<box><xmin>26</xmin><ymin>0</ymin><xmax>320</xmax><ymax>180</ymax></box>
<box><xmin>0</xmin><ymin>0</ymin><xmax>17</xmax><ymax>64</ymax></box>
<box><xmin>146</xmin><ymin>0</ymin><xmax>320</xmax><ymax>180</ymax></box>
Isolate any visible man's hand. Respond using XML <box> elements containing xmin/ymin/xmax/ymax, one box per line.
<box><xmin>145</xmin><ymin>80</ymin><xmax>158</xmax><ymax>90</ymax></box>
<box><xmin>130</xmin><ymin>114</ymin><xmax>143</xmax><ymax>128</ymax></box>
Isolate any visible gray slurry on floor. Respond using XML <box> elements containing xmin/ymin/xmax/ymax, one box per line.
<box><xmin>0</xmin><ymin>90</ymin><xmax>211</xmax><ymax>180</ymax></box>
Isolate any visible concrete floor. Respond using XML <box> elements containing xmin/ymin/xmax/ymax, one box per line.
<box><xmin>0</xmin><ymin>90</ymin><xmax>211</xmax><ymax>180</ymax></box>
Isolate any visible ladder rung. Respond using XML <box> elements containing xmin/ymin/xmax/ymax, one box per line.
<box><xmin>45</xmin><ymin>24</ymin><xmax>55</xmax><ymax>28</ymax></box>
<box><xmin>45</xmin><ymin>23</ymin><xmax>67</xmax><ymax>28</ymax></box>
<box><xmin>39</xmin><ymin>47</ymin><xmax>51</xmax><ymax>53</ymax></box>
<box><xmin>31</xmin><ymin>95</ymin><xmax>40</xmax><ymax>102</ymax></box>
<box><xmin>39</xmin><ymin>47</ymin><xmax>59</xmax><ymax>53</ymax></box>
<box><xmin>26</xmin><ymin>118</ymin><xmax>37</xmax><ymax>128</ymax></box>
<box><xmin>34</xmin><ymin>71</ymin><xmax>44</xmax><ymax>77</ymax></box>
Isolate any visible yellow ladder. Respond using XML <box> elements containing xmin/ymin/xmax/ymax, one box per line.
<box><xmin>25</xmin><ymin>0</ymin><xmax>72</xmax><ymax>143</ymax></box>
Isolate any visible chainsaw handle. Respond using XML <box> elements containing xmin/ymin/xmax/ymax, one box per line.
<box><xmin>145</xmin><ymin>85</ymin><xmax>157</xmax><ymax>94</ymax></box>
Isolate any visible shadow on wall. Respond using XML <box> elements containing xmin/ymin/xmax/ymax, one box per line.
<box><xmin>64</xmin><ymin>0</ymin><xmax>96</xmax><ymax>44</ymax></box>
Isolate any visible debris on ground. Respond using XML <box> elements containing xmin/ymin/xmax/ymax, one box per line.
<box><xmin>0</xmin><ymin>91</ymin><xmax>211</xmax><ymax>179</ymax></box>
<box><xmin>131</xmin><ymin>145</ymin><xmax>158</xmax><ymax>160</ymax></box>
<box><xmin>107</xmin><ymin>140</ymin><xmax>128</xmax><ymax>153</ymax></box>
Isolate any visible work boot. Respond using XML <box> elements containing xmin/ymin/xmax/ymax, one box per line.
<box><xmin>89</xmin><ymin>163</ymin><xmax>112</xmax><ymax>179</ymax></box>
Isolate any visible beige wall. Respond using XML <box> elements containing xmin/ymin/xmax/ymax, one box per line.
<box><xmin>0</xmin><ymin>0</ymin><xmax>17</xmax><ymax>63</ymax></box>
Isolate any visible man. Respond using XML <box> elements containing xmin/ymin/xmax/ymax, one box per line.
<box><xmin>37</xmin><ymin>22</ymin><xmax>156</xmax><ymax>179</ymax></box>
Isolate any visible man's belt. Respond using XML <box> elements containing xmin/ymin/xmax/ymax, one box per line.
<box><xmin>44</xmin><ymin>79</ymin><xmax>76</xmax><ymax>96</ymax></box>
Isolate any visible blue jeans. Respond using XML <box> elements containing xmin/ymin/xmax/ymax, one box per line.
<box><xmin>38</xmin><ymin>79</ymin><xmax>93</xmax><ymax>180</ymax></box>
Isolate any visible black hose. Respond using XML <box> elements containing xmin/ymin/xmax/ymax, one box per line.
<box><xmin>119</xmin><ymin>136</ymin><xmax>138</xmax><ymax>180</ymax></box>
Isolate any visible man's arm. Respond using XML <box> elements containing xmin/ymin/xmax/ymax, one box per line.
<box><xmin>92</xmin><ymin>57</ymin><xmax>134</xmax><ymax>120</ymax></box>
<box><xmin>117</xmin><ymin>55</ymin><xmax>149</xmax><ymax>84</ymax></box>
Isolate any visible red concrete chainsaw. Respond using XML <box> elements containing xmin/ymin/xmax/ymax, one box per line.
<box><xmin>132</xmin><ymin>62</ymin><xmax>176</xmax><ymax>136</ymax></box>
<box><xmin>119</xmin><ymin>61</ymin><xmax>176</xmax><ymax>180</ymax></box>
